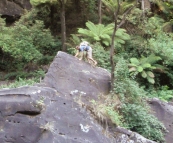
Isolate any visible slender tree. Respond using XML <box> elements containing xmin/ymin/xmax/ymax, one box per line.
<box><xmin>98</xmin><ymin>0</ymin><xmax>102</xmax><ymax>24</ymax></box>
<box><xmin>30</xmin><ymin>0</ymin><xmax>68</xmax><ymax>51</ymax></box>
<box><xmin>102</xmin><ymin>0</ymin><xmax>137</xmax><ymax>90</ymax></box>
<box><xmin>59</xmin><ymin>0</ymin><xmax>67</xmax><ymax>51</ymax></box>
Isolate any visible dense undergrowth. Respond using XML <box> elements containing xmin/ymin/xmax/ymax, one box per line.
<box><xmin>1</xmin><ymin>1</ymin><xmax>173</xmax><ymax>142</ymax></box>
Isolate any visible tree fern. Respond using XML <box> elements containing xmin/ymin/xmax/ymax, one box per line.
<box><xmin>128</xmin><ymin>54</ymin><xmax>163</xmax><ymax>84</ymax></box>
<box><xmin>102</xmin><ymin>0</ymin><xmax>137</xmax><ymax>14</ymax></box>
<box><xmin>78</xmin><ymin>21</ymin><xmax>130</xmax><ymax>47</ymax></box>
<box><xmin>65</xmin><ymin>34</ymin><xmax>80</xmax><ymax>47</ymax></box>
<box><xmin>150</xmin><ymin>0</ymin><xmax>173</xmax><ymax>13</ymax></box>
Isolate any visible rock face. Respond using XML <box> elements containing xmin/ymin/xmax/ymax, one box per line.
<box><xmin>149</xmin><ymin>98</ymin><xmax>173</xmax><ymax>143</ymax></box>
<box><xmin>42</xmin><ymin>51</ymin><xmax>111</xmax><ymax>103</ymax></box>
<box><xmin>0</xmin><ymin>0</ymin><xmax>31</xmax><ymax>22</ymax></box>
<box><xmin>0</xmin><ymin>51</ymin><xmax>157</xmax><ymax>143</ymax></box>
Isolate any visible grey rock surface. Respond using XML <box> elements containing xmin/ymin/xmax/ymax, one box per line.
<box><xmin>149</xmin><ymin>98</ymin><xmax>173</xmax><ymax>143</ymax></box>
<box><xmin>42</xmin><ymin>51</ymin><xmax>111</xmax><ymax>103</ymax></box>
<box><xmin>0</xmin><ymin>0</ymin><xmax>31</xmax><ymax>20</ymax></box>
<box><xmin>0</xmin><ymin>51</ymin><xmax>158</xmax><ymax>143</ymax></box>
<box><xmin>0</xmin><ymin>86</ymin><xmax>115</xmax><ymax>143</ymax></box>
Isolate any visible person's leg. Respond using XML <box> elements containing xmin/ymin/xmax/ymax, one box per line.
<box><xmin>84</xmin><ymin>51</ymin><xmax>88</xmax><ymax>61</ymax></box>
<box><xmin>79</xmin><ymin>51</ymin><xmax>84</xmax><ymax>60</ymax></box>
<box><xmin>87</xmin><ymin>48</ymin><xmax>97</xmax><ymax>65</ymax></box>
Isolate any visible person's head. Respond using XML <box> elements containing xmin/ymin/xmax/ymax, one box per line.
<box><xmin>75</xmin><ymin>46</ymin><xmax>79</xmax><ymax>50</ymax></box>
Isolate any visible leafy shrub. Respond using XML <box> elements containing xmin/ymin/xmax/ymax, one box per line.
<box><xmin>89</xmin><ymin>96</ymin><xmax>124</xmax><ymax>127</ymax></box>
<box><xmin>112</xmin><ymin>57</ymin><xmax>166</xmax><ymax>142</ymax></box>
<box><xmin>148</xmin><ymin>32</ymin><xmax>173</xmax><ymax>66</ymax></box>
<box><xmin>30</xmin><ymin>0</ymin><xmax>57</xmax><ymax>6</ymax></box>
<box><xmin>113</xmin><ymin>57</ymin><xmax>146</xmax><ymax>102</ymax></box>
<box><xmin>0</xmin><ymin>77</ymin><xmax>37</xmax><ymax>89</ymax></box>
<box><xmin>147</xmin><ymin>86</ymin><xmax>173</xmax><ymax>102</ymax></box>
<box><xmin>37</xmin><ymin>55</ymin><xmax>54</xmax><ymax>65</ymax></box>
<box><xmin>0</xmin><ymin>11</ymin><xmax>60</xmax><ymax>72</ymax></box>
<box><xmin>105</xmin><ymin>106</ymin><xmax>123</xmax><ymax>126</ymax></box>
<box><xmin>3</xmin><ymin>69</ymin><xmax>45</xmax><ymax>81</ymax></box>
<box><xmin>121</xmin><ymin>103</ymin><xmax>166</xmax><ymax>142</ymax></box>
<box><xmin>92</xmin><ymin>43</ymin><xmax>111</xmax><ymax>71</ymax></box>
<box><xmin>128</xmin><ymin>54</ymin><xmax>162</xmax><ymax>84</ymax></box>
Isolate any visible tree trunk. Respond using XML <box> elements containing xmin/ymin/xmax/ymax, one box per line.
<box><xmin>141</xmin><ymin>0</ymin><xmax>145</xmax><ymax>17</ymax></box>
<box><xmin>98</xmin><ymin>0</ymin><xmax>102</xmax><ymax>24</ymax></box>
<box><xmin>110</xmin><ymin>0</ymin><xmax>120</xmax><ymax>91</ymax></box>
<box><xmin>110</xmin><ymin>29</ymin><xmax>115</xmax><ymax>91</ymax></box>
<box><xmin>60</xmin><ymin>0</ymin><xmax>66</xmax><ymax>51</ymax></box>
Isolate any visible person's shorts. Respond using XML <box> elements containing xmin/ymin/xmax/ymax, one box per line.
<box><xmin>87</xmin><ymin>47</ymin><xmax>92</xmax><ymax>59</ymax></box>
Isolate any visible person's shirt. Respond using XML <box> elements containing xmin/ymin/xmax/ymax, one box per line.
<box><xmin>80</xmin><ymin>41</ymin><xmax>89</xmax><ymax>47</ymax></box>
<box><xmin>79</xmin><ymin>45</ymin><xmax>90</xmax><ymax>52</ymax></box>
<box><xmin>79</xmin><ymin>41</ymin><xmax>90</xmax><ymax>52</ymax></box>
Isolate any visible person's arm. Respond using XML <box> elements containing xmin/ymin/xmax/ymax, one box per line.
<box><xmin>75</xmin><ymin>50</ymin><xmax>79</xmax><ymax>57</ymax></box>
<box><xmin>79</xmin><ymin>53</ymin><xmax>83</xmax><ymax>60</ymax></box>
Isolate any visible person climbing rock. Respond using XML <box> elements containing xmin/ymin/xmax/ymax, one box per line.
<box><xmin>75</xmin><ymin>41</ymin><xmax>97</xmax><ymax>66</ymax></box>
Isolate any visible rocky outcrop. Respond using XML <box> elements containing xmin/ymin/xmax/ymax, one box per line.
<box><xmin>0</xmin><ymin>0</ymin><xmax>31</xmax><ymax>22</ymax></box>
<box><xmin>149</xmin><ymin>98</ymin><xmax>173</xmax><ymax>143</ymax></box>
<box><xmin>41</xmin><ymin>51</ymin><xmax>111</xmax><ymax>103</ymax></box>
<box><xmin>0</xmin><ymin>51</ymin><xmax>158</xmax><ymax>143</ymax></box>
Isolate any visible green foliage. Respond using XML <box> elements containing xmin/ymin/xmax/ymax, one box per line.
<box><xmin>67</xmin><ymin>34</ymin><xmax>81</xmax><ymax>46</ymax></box>
<box><xmin>128</xmin><ymin>54</ymin><xmax>162</xmax><ymax>84</ymax></box>
<box><xmin>90</xmin><ymin>97</ymin><xmax>124</xmax><ymax>127</ymax></box>
<box><xmin>3</xmin><ymin>69</ymin><xmax>45</xmax><ymax>81</ymax></box>
<box><xmin>66</xmin><ymin>34</ymin><xmax>81</xmax><ymax>55</ymax></box>
<box><xmin>148</xmin><ymin>32</ymin><xmax>173</xmax><ymax>66</ymax></box>
<box><xmin>0</xmin><ymin>11</ymin><xmax>60</xmax><ymax>72</ymax></box>
<box><xmin>105</xmin><ymin>106</ymin><xmax>123</xmax><ymax>126</ymax></box>
<box><xmin>78</xmin><ymin>21</ymin><xmax>130</xmax><ymax>47</ymax></box>
<box><xmin>80</xmin><ymin>0</ymin><xmax>97</xmax><ymax>22</ymax></box>
<box><xmin>121</xmin><ymin>103</ymin><xmax>166</xmax><ymax>143</ymax></box>
<box><xmin>0</xmin><ymin>19</ymin><xmax>47</xmax><ymax>61</ymax></box>
<box><xmin>30</xmin><ymin>0</ymin><xmax>57</xmax><ymax>6</ymax></box>
<box><xmin>126</xmin><ymin>8</ymin><xmax>144</xmax><ymax>25</ymax></box>
<box><xmin>145</xmin><ymin>32</ymin><xmax>173</xmax><ymax>87</ymax></box>
<box><xmin>78</xmin><ymin>21</ymin><xmax>113</xmax><ymax>46</ymax></box>
<box><xmin>0</xmin><ymin>16</ymin><xmax>6</xmax><ymax>27</ymax></box>
<box><xmin>114</xmin><ymin>57</ymin><xmax>146</xmax><ymax>103</ymax></box>
<box><xmin>0</xmin><ymin>77</ymin><xmax>37</xmax><ymax>89</ymax></box>
<box><xmin>142</xmin><ymin>16</ymin><xmax>165</xmax><ymax>35</ymax></box>
<box><xmin>114</xmin><ymin>28</ymin><xmax>131</xmax><ymax>48</ymax></box>
<box><xmin>0</xmin><ymin>23</ymin><xmax>42</xmax><ymax>62</ymax></box>
<box><xmin>150</xmin><ymin>0</ymin><xmax>173</xmax><ymax>18</ymax></box>
<box><xmin>37</xmin><ymin>55</ymin><xmax>54</xmax><ymax>65</ymax></box>
<box><xmin>111</xmin><ymin>57</ymin><xmax>166</xmax><ymax>142</ymax></box>
<box><xmin>148</xmin><ymin>86</ymin><xmax>173</xmax><ymax>102</ymax></box>
<box><xmin>92</xmin><ymin>43</ymin><xmax>111</xmax><ymax>71</ymax></box>
<box><xmin>102</xmin><ymin>0</ymin><xmax>136</xmax><ymax>14</ymax></box>
<box><xmin>114</xmin><ymin>57</ymin><xmax>130</xmax><ymax>81</ymax></box>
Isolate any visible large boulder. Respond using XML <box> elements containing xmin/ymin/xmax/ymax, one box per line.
<box><xmin>41</xmin><ymin>51</ymin><xmax>111</xmax><ymax>103</ymax></box>
<box><xmin>0</xmin><ymin>0</ymin><xmax>31</xmax><ymax>22</ymax></box>
<box><xmin>149</xmin><ymin>98</ymin><xmax>173</xmax><ymax>143</ymax></box>
<box><xmin>0</xmin><ymin>51</ymin><xmax>157</xmax><ymax>143</ymax></box>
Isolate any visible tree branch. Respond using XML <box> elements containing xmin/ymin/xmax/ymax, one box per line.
<box><xmin>117</xmin><ymin>1</ymin><xmax>138</xmax><ymax>29</ymax></box>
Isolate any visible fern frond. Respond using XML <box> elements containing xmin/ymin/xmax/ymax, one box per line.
<box><xmin>86</xmin><ymin>21</ymin><xmax>98</xmax><ymax>34</ymax></box>
<box><xmin>102</xmin><ymin>0</ymin><xmax>118</xmax><ymax>12</ymax></box>
<box><xmin>145</xmin><ymin>54</ymin><xmax>162</xmax><ymax>64</ymax></box>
